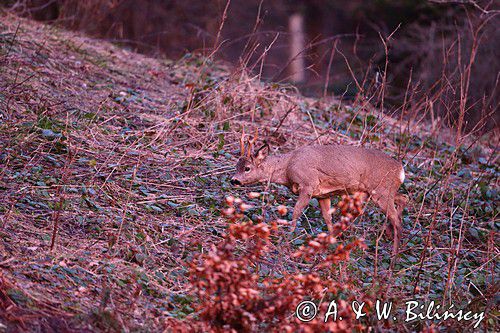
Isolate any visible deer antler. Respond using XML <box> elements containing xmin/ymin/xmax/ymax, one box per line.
<box><xmin>239</xmin><ymin>127</ymin><xmax>246</xmax><ymax>157</ymax></box>
<box><xmin>247</xmin><ymin>128</ymin><xmax>258</xmax><ymax>158</ymax></box>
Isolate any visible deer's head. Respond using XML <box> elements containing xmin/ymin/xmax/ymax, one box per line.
<box><xmin>230</xmin><ymin>129</ymin><xmax>270</xmax><ymax>186</ymax></box>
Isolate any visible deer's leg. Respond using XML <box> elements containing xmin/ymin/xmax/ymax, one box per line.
<box><xmin>394</xmin><ymin>193</ymin><xmax>408</xmax><ymax>217</ymax></box>
<box><xmin>319</xmin><ymin>197</ymin><xmax>333</xmax><ymax>233</ymax></box>
<box><xmin>387</xmin><ymin>203</ymin><xmax>401</xmax><ymax>260</ymax></box>
<box><xmin>373</xmin><ymin>194</ymin><xmax>401</xmax><ymax>268</ymax></box>
<box><xmin>290</xmin><ymin>188</ymin><xmax>313</xmax><ymax>232</ymax></box>
<box><xmin>371</xmin><ymin>193</ymin><xmax>394</xmax><ymax>238</ymax></box>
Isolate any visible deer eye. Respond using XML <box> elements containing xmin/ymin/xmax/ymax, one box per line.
<box><xmin>244</xmin><ymin>166</ymin><xmax>251</xmax><ymax>172</ymax></box>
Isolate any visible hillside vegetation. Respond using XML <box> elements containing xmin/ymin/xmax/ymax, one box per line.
<box><xmin>0</xmin><ymin>12</ymin><xmax>498</xmax><ymax>332</ymax></box>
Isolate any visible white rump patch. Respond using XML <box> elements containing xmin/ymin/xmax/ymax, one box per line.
<box><xmin>399</xmin><ymin>168</ymin><xmax>405</xmax><ymax>183</ymax></box>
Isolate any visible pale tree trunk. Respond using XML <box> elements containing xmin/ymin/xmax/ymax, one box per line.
<box><xmin>288</xmin><ymin>13</ymin><xmax>305</xmax><ymax>83</ymax></box>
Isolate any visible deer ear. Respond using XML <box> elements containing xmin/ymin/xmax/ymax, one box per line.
<box><xmin>253</xmin><ymin>143</ymin><xmax>270</xmax><ymax>165</ymax></box>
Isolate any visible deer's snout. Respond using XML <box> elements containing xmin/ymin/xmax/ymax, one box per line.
<box><xmin>230</xmin><ymin>178</ymin><xmax>241</xmax><ymax>186</ymax></box>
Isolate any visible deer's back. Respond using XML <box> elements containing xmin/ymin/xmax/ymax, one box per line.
<box><xmin>286</xmin><ymin>145</ymin><xmax>403</xmax><ymax>195</ymax></box>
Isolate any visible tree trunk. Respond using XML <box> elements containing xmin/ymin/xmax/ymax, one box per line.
<box><xmin>288</xmin><ymin>12</ymin><xmax>305</xmax><ymax>83</ymax></box>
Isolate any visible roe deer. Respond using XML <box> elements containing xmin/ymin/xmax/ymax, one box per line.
<box><xmin>231</xmin><ymin>133</ymin><xmax>408</xmax><ymax>264</ymax></box>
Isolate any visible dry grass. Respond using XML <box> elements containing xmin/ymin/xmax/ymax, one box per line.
<box><xmin>0</xmin><ymin>10</ymin><xmax>498</xmax><ymax>332</ymax></box>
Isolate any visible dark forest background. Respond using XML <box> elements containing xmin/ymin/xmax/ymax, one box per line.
<box><xmin>4</xmin><ymin>0</ymin><xmax>499</xmax><ymax>131</ymax></box>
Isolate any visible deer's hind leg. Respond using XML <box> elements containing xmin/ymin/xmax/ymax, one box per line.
<box><xmin>372</xmin><ymin>192</ymin><xmax>401</xmax><ymax>267</ymax></box>
<box><xmin>394</xmin><ymin>193</ymin><xmax>408</xmax><ymax>217</ymax></box>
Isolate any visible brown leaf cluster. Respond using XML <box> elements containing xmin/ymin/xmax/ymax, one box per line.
<box><xmin>165</xmin><ymin>194</ymin><xmax>369</xmax><ymax>332</ymax></box>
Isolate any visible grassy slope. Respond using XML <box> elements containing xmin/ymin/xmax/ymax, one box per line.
<box><xmin>0</xmin><ymin>12</ymin><xmax>498</xmax><ymax>331</ymax></box>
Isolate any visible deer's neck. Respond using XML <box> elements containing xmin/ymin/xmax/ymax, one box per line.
<box><xmin>263</xmin><ymin>154</ymin><xmax>290</xmax><ymax>185</ymax></box>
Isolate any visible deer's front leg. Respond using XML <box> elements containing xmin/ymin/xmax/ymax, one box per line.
<box><xmin>290</xmin><ymin>187</ymin><xmax>313</xmax><ymax>232</ymax></box>
<box><xmin>319</xmin><ymin>197</ymin><xmax>333</xmax><ymax>233</ymax></box>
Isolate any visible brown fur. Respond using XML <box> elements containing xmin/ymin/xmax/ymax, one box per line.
<box><xmin>231</xmin><ymin>144</ymin><xmax>407</xmax><ymax>266</ymax></box>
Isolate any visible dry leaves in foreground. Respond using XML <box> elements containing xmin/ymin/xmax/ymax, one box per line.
<box><xmin>165</xmin><ymin>193</ymin><xmax>370</xmax><ymax>332</ymax></box>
